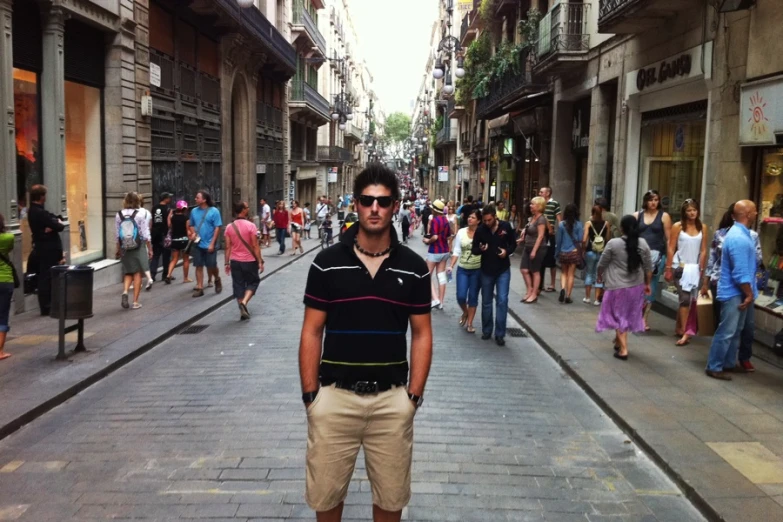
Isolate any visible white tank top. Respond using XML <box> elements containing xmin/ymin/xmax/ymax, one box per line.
<box><xmin>674</xmin><ymin>229</ymin><xmax>702</xmax><ymax>265</ymax></box>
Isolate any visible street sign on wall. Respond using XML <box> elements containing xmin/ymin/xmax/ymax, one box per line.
<box><xmin>328</xmin><ymin>167</ymin><xmax>338</xmax><ymax>183</ymax></box>
<box><xmin>438</xmin><ymin>166</ymin><xmax>449</xmax><ymax>182</ymax></box>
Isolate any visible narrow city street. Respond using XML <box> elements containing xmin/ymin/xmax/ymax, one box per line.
<box><xmin>0</xmin><ymin>236</ymin><xmax>704</xmax><ymax>521</ymax></box>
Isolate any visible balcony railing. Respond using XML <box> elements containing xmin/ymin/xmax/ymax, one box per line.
<box><xmin>213</xmin><ymin>0</ymin><xmax>296</xmax><ymax>74</ymax></box>
<box><xmin>537</xmin><ymin>3</ymin><xmax>590</xmax><ymax>59</ymax></box>
<box><xmin>476</xmin><ymin>51</ymin><xmax>533</xmax><ymax>119</ymax></box>
<box><xmin>436</xmin><ymin>124</ymin><xmax>456</xmax><ymax>147</ymax></box>
<box><xmin>290</xmin><ymin>79</ymin><xmax>331</xmax><ymax>122</ymax></box>
<box><xmin>293</xmin><ymin>0</ymin><xmax>327</xmax><ymax>56</ymax></box>
<box><xmin>598</xmin><ymin>0</ymin><xmax>698</xmax><ymax>34</ymax></box>
<box><xmin>318</xmin><ymin>145</ymin><xmax>352</xmax><ymax>162</ymax></box>
<box><xmin>291</xmin><ymin>148</ymin><xmax>317</xmax><ymax>162</ymax></box>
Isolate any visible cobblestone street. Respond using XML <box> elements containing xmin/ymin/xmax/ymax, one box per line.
<box><xmin>0</xmin><ymin>241</ymin><xmax>704</xmax><ymax>521</ymax></box>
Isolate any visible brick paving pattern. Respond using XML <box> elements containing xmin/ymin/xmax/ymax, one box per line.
<box><xmin>0</xmin><ymin>238</ymin><xmax>704</xmax><ymax>521</ymax></box>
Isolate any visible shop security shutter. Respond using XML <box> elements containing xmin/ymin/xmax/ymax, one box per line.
<box><xmin>64</xmin><ymin>20</ymin><xmax>105</xmax><ymax>88</ymax></box>
<box><xmin>12</xmin><ymin>2</ymin><xmax>42</xmax><ymax>71</ymax></box>
<box><xmin>641</xmin><ymin>100</ymin><xmax>708</xmax><ymax>126</ymax></box>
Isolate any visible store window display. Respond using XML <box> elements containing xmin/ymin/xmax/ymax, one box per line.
<box><xmin>64</xmin><ymin>81</ymin><xmax>103</xmax><ymax>265</ymax></box>
<box><xmin>756</xmin><ymin>148</ymin><xmax>783</xmax><ymax>311</ymax></box>
<box><xmin>13</xmin><ymin>68</ymin><xmax>42</xmax><ymax>279</ymax></box>
<box><xmin>638</xmin><ymin>119</ymin><xmax>706</xmax><ymax>223</ymax></box>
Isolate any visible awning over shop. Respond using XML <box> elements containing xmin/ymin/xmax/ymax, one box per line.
<box><xmin>487</xmin><ymin>113</ymin><xmax>510</xmax><ymax>130</ymax></box>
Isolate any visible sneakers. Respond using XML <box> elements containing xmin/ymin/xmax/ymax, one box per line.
<box><xmin>740</xmin><ymin>360</ymin><xmax>756</xmax><ymax>372</ymax></box>
<box><xmin>559</xmin><ymin>289</ymin><xmax>565</xmax><ymax>303</ymax></box>
<box><xmin>593</xmin><ymin>300</ymin><xmax>601</xmax><ymax>306</ymax></box>
<box><xmin>495</xmin><ymin>337</ymin><xmax>505</xmax><ymax>346</ymax></box>
<box><xmin>145</xmin><ymin>280</ymin><xmax>153</xmax><ymax>291</ymax></box>
<box><xmin>121</xmin><ymin>293</ymin><xmax>129</xmax><ymax>309</ymax></box>
<box><xmin>582</xmin><ymin>297</ymin><xmax>591</xmax><ymax>304</ymax></box>
<box><xmin>214</xmin><ymin>277</ymin><xmax>223</xmax><ymax>294</ymax></box>
<box><xmin>431</xmin><ymin>299</ymin><xmax>441</xmax><ymax>309</ymax></box>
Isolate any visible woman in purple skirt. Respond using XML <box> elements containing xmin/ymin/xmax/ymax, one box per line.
<box><xmin>596</xmin><ymin>215</ymin><xmax>653</xmax><ymax>360</ymax></box>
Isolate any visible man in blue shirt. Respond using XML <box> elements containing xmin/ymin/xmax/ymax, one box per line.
<box><xmin>706</xmin><ymin>200</ymin><xmax>758</xmax><ymax>380</ymax></box>
<box><xmin>189</xmin><ymin>190</ymin><xmax>223</xmax><ymax>298</ymax></box>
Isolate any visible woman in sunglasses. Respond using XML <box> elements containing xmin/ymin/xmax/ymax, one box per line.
<box><xmin>665</xmin><ymin>199</ymin><xmax>709</xmax><ymax>346</ymax></box>
<box><xmin>637</xmin><ymin>190</ymin><xmax>672</xmax><ymax>330</ymax></box>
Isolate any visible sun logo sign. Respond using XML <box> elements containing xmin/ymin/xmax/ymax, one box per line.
<box><xmin>748</xmin><ymin>91</ymin><xmax>769</xmax><ymax>138</ymax></box>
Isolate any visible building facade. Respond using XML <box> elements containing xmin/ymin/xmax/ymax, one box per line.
<box><xmin>1</xmin><ymin>0</ymin><xmax>295</xmax><ymax>313</ymax></box>
<box><xmin>431</xmin><ymin>0</ymin><xmax>781</xmax><ymax>344</ymax></box>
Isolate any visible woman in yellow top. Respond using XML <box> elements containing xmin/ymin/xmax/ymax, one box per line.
<box><xmin>447</xmin><ymin>209</ymin><xmax>482</xmax><ymax>334</ymax></box>
<box><xmin>0</xmin><ymin>213</ymin><xmax>15</xmax><ymax>360</ymax></box>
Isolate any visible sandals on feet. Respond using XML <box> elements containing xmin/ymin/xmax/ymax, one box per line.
<box><xmin>459</xmin><ymin>314</ymin><xmax>467</xmax><ymax>327</ymax></box>
<box><xmin>131</xmin><ymin>303</ymin><xmax>142</xmax><ymax>310</ymax></box>
<box><xmin>466</xmin><ymin>326</ymin><xmax>476</xmax><ymax>334</ymax></box>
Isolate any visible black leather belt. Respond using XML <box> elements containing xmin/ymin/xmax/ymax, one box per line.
<box><xmin>324</xmin><ymin>380</ymin><xmax>405</xmax><ymax>395</ymax></box>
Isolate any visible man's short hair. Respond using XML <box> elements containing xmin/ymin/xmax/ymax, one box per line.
<box><xmin>233</xmin><ymin>201</ymin><xmax>247</xmax><ymax>215</ymax></box>
<box><xmin>467</xmin><ymin>195</ymin><xmax>474</xmax><ymax>203</ymax></box>
<box><xmin>353</xmin><ymin>163</ymin><xmax>400</xmax><ymax>202</ymax></box>
<box><xmin>30</xmin><ymin>184</ymin><xmax>47</xmax><ymax>203</ymax></box>
<box><xmin>482</xmin><ymin>204</ymin><xmax>496</xmax><ymax>217</ymax></box>
<box><xmin>540</xmin><ymin>186</ymin><xmax>552</xmax><ymax>197</ymax></box>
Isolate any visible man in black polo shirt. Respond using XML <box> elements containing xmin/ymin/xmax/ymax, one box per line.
<box><xmin>472</xmin><ymin>204</ymin><xmax>517</xmax><ymax>346</ymax></box>
<box><xmin>299</xmin><ymin>164</ymin><xmax>433</xmax><ymax>522</ymax></box>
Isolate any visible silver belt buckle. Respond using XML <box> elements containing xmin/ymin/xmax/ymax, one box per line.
<box><xmin>353</xmin><ymin>381</ymin><xmax>379</xmax><ymax>395</ymax></box>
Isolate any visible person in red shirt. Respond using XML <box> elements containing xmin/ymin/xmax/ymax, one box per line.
<box><xmin>224</xmin><ymin>201</ymin><xmax>265</xmax><ymax>320</ymax></box>
<box><xmin>273</xmin><ymin>200</ymin><xmax>290</xmax><ymax>255</ymax></box>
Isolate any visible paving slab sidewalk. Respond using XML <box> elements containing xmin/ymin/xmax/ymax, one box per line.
<box><xmin>0</xmin><ymin>239</ymin><xmax>321</xmax><ymax>441</ymax></box>
<box><xmin>506</xmin><ymin>268</ymin><xmax>783</xmax><ymax>522</ymax></box>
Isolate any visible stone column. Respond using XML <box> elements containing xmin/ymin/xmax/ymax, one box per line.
<box><xmin>0</xmin><ymin>0</ymin><xmax>24</xmax><ymax>312</ymax></box>
<box><xmin>582</xmin><ymin>84</ymin><xmax>612</xmax><ymax>217</ymax></box>
<box><xmin>40</xmin><ymin>4</ymin><xmax>69</xmax><ymax>258</ymax></box>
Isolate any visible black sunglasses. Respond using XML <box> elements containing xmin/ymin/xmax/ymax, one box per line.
<box><xmin>357</xmin><ymin>195</ymin><xmax>394</xmax><ymax>208</ymax></box>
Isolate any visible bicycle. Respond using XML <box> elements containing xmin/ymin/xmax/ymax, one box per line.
<box><xmin>320</xmin><ymin>224</ymin><xmax>334</xmax><ymax>250</ymax></box>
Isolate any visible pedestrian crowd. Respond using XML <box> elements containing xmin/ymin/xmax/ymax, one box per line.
<box><xmin>423</xmin><ymin>184</ymin><xmax>765</xmax><ymax>380</ymax></box>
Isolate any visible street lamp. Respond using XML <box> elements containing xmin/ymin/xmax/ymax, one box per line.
<box><xmin>431</xmin><ymin>1</ymin><xmax>462</xmax><ymax>96</ymax></box>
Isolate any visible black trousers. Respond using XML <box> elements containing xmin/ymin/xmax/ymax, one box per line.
<box><xmin>36</xmin><ymin>248</ymin><xmax>62</xmax><ymax>315</ymax></box>
<box><xmin>401</xmin><ymin>217</ymin><xmax>409</xmax><ymax>242</ymax></box>
<box><xmin>149</xmin><ymin>238</ymin><xmax>171</xmax><ymax>281</ymax></box>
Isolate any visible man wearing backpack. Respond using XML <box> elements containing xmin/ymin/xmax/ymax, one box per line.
<box><xmin>150</xmin><ymin>192</ymin><xmax>173</xmax><ymax>284</ymax></box>
<box><xmin>116</xmin><ymin>192</ymin><xmax>152</xmax><ymax>310</ymax></box>
<box><xmin>189</xmin><ymin>190</ymin><xmax>223</xmax><ymax>298</ymax></box>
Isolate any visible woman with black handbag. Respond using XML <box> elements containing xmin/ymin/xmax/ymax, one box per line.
<box><xmin>0</xmin><ymin>213</ymin><xmax>15</xmax><ymax>360</ymax></box>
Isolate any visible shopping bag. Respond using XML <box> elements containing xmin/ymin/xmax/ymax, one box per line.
<box><xmin>696</xmin><ymin>291</ymin><xmax>715</xmax><ymax>337</ymax></box>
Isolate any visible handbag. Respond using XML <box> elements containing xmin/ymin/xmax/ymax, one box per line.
<box><xmin>163</xmin><ymin>230</ymin><xmax>172</xmax><ymax>249</ymax></box>
<box><xmin>571</xmin><ymin>230</ymin><xmax>586</xmax><ymax>271</ymax></box>
<box><xmin>186</xmin><ymin>208</ymin><xmax>209</xmax><ymax>253</ymax></box>
<box><xmin>0</xmin><ymin>252</ymin><xmax>20</xmax><ymax>289</ymax></box>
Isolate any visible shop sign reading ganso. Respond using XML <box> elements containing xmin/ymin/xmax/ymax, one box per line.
<box><xmin>637</xmin><ymin>54</ymin><xmax>692</xmax><ymax>91</ymax></box>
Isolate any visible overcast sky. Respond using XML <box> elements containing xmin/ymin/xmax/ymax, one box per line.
<box><xmin>349</xmin><ymin>0</ymin><xmax>439</xmax><ymax>117</ymax></box>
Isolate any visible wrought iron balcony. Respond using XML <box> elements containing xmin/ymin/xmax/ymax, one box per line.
<box><xmin>534</xmin><ymin>2</ymin><xmax>590</xmax><ymax>75</ymax></box>
<box><xmin>289</xmin><ymin>79</ymin><xmax>331</xmax><ymax>125</ymax></box>
<box><xmin>598</xmin><ymin>0</ymin><xmax>700</xmax><ymax>34</ymax></box>
<box><xmin>476</xmin><ymin>51</ymin><xmax>536</xmax><ymax>120</ymax></box>
<box><xmin>292</xmin><ymin>0</ymin><xmax>327</xmax><ymax>57</ymax></box>
<box><xmin>318</xmin><ymin>145</ymin><xmax>352</xmax><ymax>162</ymax></box>
<box><xmin>209</xmin><ymin>0</ymin><xmax>296</xmax><ymax>75</ymax></box>
<box><xmin>435</xmin><ymin>124</ymin><xmax>456</xmax><ymax>148</ymax></box>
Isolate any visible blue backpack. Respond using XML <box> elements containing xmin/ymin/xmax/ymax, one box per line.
<box><xmin>118</xmin><ymin>210</ymin><xmax>141</xmax><ymax>250</ymax></box>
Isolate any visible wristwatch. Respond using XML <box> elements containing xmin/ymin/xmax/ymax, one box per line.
<box><xmin>408</xmin><ymin>392</ymin><xmax>423</xmax><ymax>408</ymax></box>
<box><xmin>302</xmin><ymin>390</ymin><xmax>318</xmax><ymax>404</ymax></box>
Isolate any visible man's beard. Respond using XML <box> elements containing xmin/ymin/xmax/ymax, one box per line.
<box><xmin>359</xmin><ymin>217</ymin><xmax>390</xmax><ymax>237</ymax></box>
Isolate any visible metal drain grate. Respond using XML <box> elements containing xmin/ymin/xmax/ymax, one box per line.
<box><xmin>507</xmin><ymin>328</ymin><xmax>527</xmax><ymax>338</ymax></box>
<box><xmin>180</xmin><ymin>324</ymin><xmax>210</xmax><ymax>335</ymax></box>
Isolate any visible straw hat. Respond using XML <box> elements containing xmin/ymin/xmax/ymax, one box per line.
<box><xmin>431</xmin><ymin>199</ymin><xmax>447</xmax><ymax>213</ymax></box>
